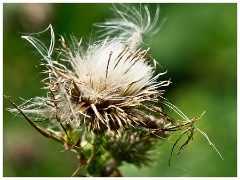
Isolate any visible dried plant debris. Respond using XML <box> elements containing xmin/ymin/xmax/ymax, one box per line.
<box><xmin>5</xmin><ymin>4</ymin><xmax>222</xmax><ymax>177</ymax></box>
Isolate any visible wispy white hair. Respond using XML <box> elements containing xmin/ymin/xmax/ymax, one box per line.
<box><xmin>95</xmin><ymin>4</ymin><xmax>161</xmax><ymax>48</ymax></box>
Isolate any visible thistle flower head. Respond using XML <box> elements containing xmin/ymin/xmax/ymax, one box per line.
<box><xmin>11</xmin><ymin>4</ymin><xmax>170</xmax><ymax>135</ymax></box>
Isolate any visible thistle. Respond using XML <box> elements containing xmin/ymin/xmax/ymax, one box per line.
<box><xmin>5</xmin><ymin>4</ymin><xmax>222</xmax><ymax>177</ymax></box>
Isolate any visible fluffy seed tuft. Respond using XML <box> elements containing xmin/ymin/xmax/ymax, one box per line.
<box><xmin>10</xmin><ymin>5</ymin><xmax>172</xmax><ymax>135</ymax></box>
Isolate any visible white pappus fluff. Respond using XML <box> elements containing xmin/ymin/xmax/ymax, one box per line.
<box><xmin>95</xmin><ymin>4</ymin><xmax>161</xmax><ymax>48</ymax></box>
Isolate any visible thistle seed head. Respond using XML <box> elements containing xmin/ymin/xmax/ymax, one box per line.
<box><xmin>11</xmin><ymin>4</ymin><xmax>171</xmax><ymax>135</ymax></box>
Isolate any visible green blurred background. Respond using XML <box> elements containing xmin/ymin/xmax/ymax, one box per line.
<box><xmin>3</xmin><ymin>3</ymin><xmax>237</xmax><ymax>177</ymax></box>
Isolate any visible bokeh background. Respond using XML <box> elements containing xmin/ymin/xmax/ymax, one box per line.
<box><xmin>3</xmin><ymin>3</ymin><xmax>237</xmax><ymax>177</ymax></box>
